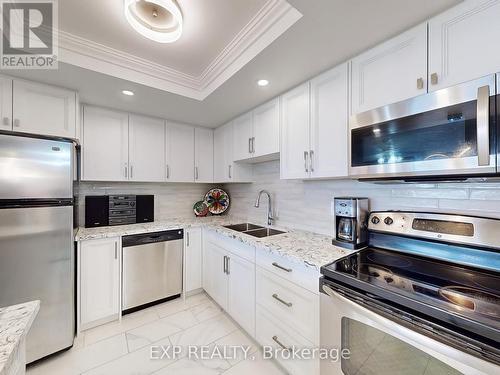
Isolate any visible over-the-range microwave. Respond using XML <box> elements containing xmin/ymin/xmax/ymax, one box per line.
<box><xmin>349</xmin><ymin>73</ymin><xmax>499</xmax><ymax>182</ymax></box>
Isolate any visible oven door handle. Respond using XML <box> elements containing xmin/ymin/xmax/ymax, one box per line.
<box><xmin>476</xmin><ymin>85</ymin><xmax>490</xmax><ymax>167</ymax></box>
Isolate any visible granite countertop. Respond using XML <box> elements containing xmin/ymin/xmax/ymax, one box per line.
<box><xmin>0</xmin><ymin>301</ymin><xmax>40</xmax><ymax>375</ymax></box>
<box><xmin>76</xmin><ymin>217</ymin><xmax>353</xmax><ymax>270</ymax></box>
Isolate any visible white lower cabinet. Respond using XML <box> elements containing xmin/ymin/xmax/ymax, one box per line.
<box><xmin>203</xmin><ymin>240</ymin><xmax>229</xmax><ymax>310</ymax></box>
<box><xmin>79</xmin><ymin>237</ymin><xmax>120</xmax><ymax>330</ymax></box>
<box><xmin>184</xmin><ymin>227</ymin><xmax>203</xmax><ymax>294</ymax></box>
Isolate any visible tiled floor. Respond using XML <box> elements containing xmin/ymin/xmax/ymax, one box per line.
<box><xmin>27</xmin><ymin>293</ymin><xmax>286</xmax><ymax>375</ymax></box>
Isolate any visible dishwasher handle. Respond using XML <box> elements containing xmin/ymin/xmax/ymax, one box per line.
<box><xmin>122</xmin><ymin>229</ymin><xmax>184</xmax><ymax>247</ymax></box>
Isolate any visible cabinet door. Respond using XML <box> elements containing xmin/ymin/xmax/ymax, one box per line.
<box><xmin>129</xmin><ymin>115</ymin><xmax>165</xmax><ymax>182</ymax></box>
<box><xmin>202</xmin><ymin>241</ymin><xmax>228</xmax><ymax>310</ymax></box>
<box><xmin>253</xmin><ymin>98</ymin><xmax>280</xmax><ymax>158</ymax></box>
<box><xmin>185</xmin><ymin>228</ymin><xmax>202</xmax><ymax>293</ymax></box>
<box><xmin>310</xmin><ymin>63</ymin><xmax>349</xmax><ymax>179</ymax></box>
<box><xmin>194</xmin><ymin>127</ymin><xmax>214</xmax><ymax>183</ymax></box>
<box><xmin>166</xmin><ymin>122</ymin><xmax>195</xmax><ymax>182</ymax></box>
<box><xmin>227</xmin><ymin>254</ymin><xmax>256</xmax><ymax>337</ymax></box>
<box><xmin>428</xmin><ymin>0</ymin><xmax>500</xmax><ymax>91</ymax></box>
<box><xmin>0</xmin><ymin>76</ymin><xmax>12</xmax><ymax>131</ymax></box>
<box><xmin>82</xmin><ymin>106</ymin><xmax>129</xmax><ymax>181</ymax></box>
<box><xmin>232</xmin><ymin>112</ymin><xmax>253</xmax><ymax>161</ymax></box>
<box><xmin>351</xmin><ymin>23</ymin><xmax>427</xmax><ymax>114</ymax></box>
<box><xmin>280</xmin><ymin>83</ymin><xmax>311</xmax><ymax>179</ymax></box>
<box><xmin>13</xmin><ymin>80</ymin><xmax>76</xmax><ymax>138</ymax></box>
<box><xmin>214</xmin><ymin>122</ymin><xmax>232</xmax><ymax>183</ymax></box>
<box><xmin>80</xmin><ymin>238</ymin><xmax>120</xmax><ymax>327</ymax></box>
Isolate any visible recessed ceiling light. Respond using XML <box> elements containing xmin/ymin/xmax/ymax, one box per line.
<box><xmin>124</xmin><ymin>0</ymin><xmax>183</xmax><ymax>43</ymax></box>
<box><xmin>257</xmin><ymin>79</ymin><xmax>269</xmax><ymax>87</ymax></box>
<box><xmin>122</xmin><ymin>90</ymin><xmax>135</xmax><ymax>96</ymax></box>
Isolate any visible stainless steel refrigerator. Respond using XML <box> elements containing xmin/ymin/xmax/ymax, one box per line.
<box><xmin>0</xmin><ymin>133</ymin><xmax>75</xmax><ymax>363</ymax></box>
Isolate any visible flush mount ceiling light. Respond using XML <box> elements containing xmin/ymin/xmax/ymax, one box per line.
<box><xmin>122</xmin><ymin>90</ymin><xmax>135</xmax><ymax>96</ymax></box>
<box><xmin>257</xmin><ymin>79</ymin><xmax>269</xmax><ymax>87</ymax></box>
<box><xmin>124</xmin><ymin>0</ymin><xmax>183</xmax><ymax>43</ymax></box>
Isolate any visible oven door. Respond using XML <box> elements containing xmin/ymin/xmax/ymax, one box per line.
<box><xmin>320</xmin><ymin>284</ymin><xmax>498</xmax><ymax>375</ymax></box>
<box><xmin>349</xmin><ymin>74</ymin><xmax>497</xmax><ymax>179</ymax></box>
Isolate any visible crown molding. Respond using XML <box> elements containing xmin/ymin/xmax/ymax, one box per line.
<box><xmin>58</xmin><ymin>0</ymin><xmax>301</xmax><ymax>101</ymax></box>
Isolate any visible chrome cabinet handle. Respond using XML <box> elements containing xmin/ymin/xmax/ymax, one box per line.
<box><xmin>303</xmin><ymin>151</ymin><xmax>309</xmax><ymax>172</ymax></box>
<box><xmin>2</xmin><ymin>117</ymin><xmax>9</xmax><ymax>126</ymax></box>
<box><xmin>430</xmin><ymin>73</ymin><xmax>438</xmax><ymax>85</ymax></box>
<box><xmin>186</xmin><ymin>232</ymin><xmax>190</xmax><ymax>247</ymax></box>
<box><xmin>124</xmin><ymin>165</ymin><xmax>128</xmax><ymax>178</ymax></box>
<box><xmin>13</xmin><ymin>119</ymin><xmax>19</xmax><ymax>127</ymax></box>
<box><xmin>477</xmin><ymin>85</ymin><xmax>490</xmax><ymax>167</ymax></box>
<box><xmin>417</xmin><ymin>77</ymin><xmax>424</xmax><ymax>90</ymax></box>
<box><xmin>226</xmin><ymin>256</ymin><xmax>230</xmax><ymax>275</ymax></box>
<box><xmin>251</xmin><ymin>137</ymin><xmax>255</xmax><ymax>153</ymax></box>
<box><xmin>272</xmin><ymin>262</ymin><xmax>292</xmax><ymax>273</ymax></box>
<box><xmin>223</xmin><ymin>255</ymin><xmax>227</xmax><ymax>274</ymax></box>
<box><xmin>166</xmin><ymin>165</ymin><xmax>170</xmax><ymax>179</ymax></box>
<box><xmin>272</xmin><ymin>293</ymin><xmax>292</xmax><ymax>307</ymax></box>
<box><xmin>248</xmin><ymin>138</ymin><xmax>252</xmax><ymax>154</ymax></box>
<box><xmin>228</xmin><ymin>165</ymin><xmax>232</xmax><ymax>179</ymax></box>
<box><xmin>195</xmin><ymin>166</ymin><xmax>199</xmax><ymax>180</ymax></box>
<box><xmin>114</xmin><ymin>242</ymin><xmax>118</xmax><ymax>260</ymax></box>
<box><xmin>130</xmin><ymin>165</ymin><xmax>133</xmax><ymax>179</ymax></box>
<box><xmin>309</xmin><ymin>150</ymin><xmax>314</xmax><ymax>172</ymax></box>
<box><xmin>272</xmin><ymin>336</ymin><xmax>290</xmax><ymax>351</ymax></box>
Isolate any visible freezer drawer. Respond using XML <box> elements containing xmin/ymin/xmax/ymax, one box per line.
<box><xmin>122</xmin><ymin>237</ymin><xmax>183</xmax><ymax>311</ymax></box>
<box><xmin>0</xmin><ymin>205</ymin><xmax>75</xmax><ymax>362</ymax></box>
<box><xmin>0</xmin><ymin>134</ymin><xmax>73</xmax><ymax>199</ymax></box>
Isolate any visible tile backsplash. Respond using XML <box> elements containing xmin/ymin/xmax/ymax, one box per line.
<box><xmin>76</xmin><ymin>182</ymin><xmax>215</xmax><ymax>226</ymax></box>
<box><xmin>223</xmin><ymin>160</ymin><xmax>500</xmax><ymax>236</ymax></box>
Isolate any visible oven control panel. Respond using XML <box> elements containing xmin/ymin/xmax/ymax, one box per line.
<box><xmin>369</xmin><ymin>212</ymin><xmax>412</xmax><ymax>233</ymax></box>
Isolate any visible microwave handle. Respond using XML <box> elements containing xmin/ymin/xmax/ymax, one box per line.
<box><xmin>477</xmin><ymin>85</ymin><xmax>490</xmax><ymax>167</ymax></box>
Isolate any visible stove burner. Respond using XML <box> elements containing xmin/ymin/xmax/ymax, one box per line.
<box><xmin>366</xmin><ymin>252</ymin><xmax>412</xmax><ymax>268</ymax></box>
<box><xmin>355</xmin><ymin>263</ymin><xmax>393</xmax><ymax>279</ymax></box>
<box><xmin>439</xmin><ymin>286</ymin><xmax>500</xmax><ymax>319</ymax></box>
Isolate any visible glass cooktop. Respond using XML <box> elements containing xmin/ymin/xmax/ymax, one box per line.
<box><xmin>322</xmin><ymin>247</ymin><xmax>500</xmax><ymax>339</ymax></box>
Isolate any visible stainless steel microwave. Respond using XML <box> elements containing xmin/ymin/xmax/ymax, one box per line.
<box><xmin>349</xmin><ymin>74</ymin><xmax>498</xmax><ymax>180</ymax></box>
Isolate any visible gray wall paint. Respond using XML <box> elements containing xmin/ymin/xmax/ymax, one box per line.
<box><xmin>223</xmin><ymin>161</ymin><xmax>500</xmax><ymax>236</ymax></box>
<box><xmin>77</xmin><ymin>182</ymin><xmax>214</xmax><ymax>226</ymax></box>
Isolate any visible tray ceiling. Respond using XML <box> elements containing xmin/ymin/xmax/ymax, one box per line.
<box><xmin>58</xmin><ymin>0</ymin><xmax>302</xmax><ymax>100</ymax></box>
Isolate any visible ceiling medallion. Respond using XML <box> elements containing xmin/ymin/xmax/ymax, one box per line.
<box><xmin>124</xmin><ymin>0</ymin><xmax>183</xmax><ymax>43</ymax></box>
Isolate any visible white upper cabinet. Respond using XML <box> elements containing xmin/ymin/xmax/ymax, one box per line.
<box><xmin>13</xmin><ymin>79</ymin><xmax>77</xmax><ymax>138</ymax></box>
<box><xmin>280</xmin><ymin>82</ymin><xmax>311</xmax><ymax>179</ymax></box>
<box><xmin>194</xmin><ymin>127</ymin><xmax>214</xmax><ymax>183</ymax></box>
<box><xmin>214</xmin><ymin>122</ymin><xmax>253</xmax><ymax>183</ymax></box>
<box><xmin>351</xmin><ymin>23</ymin><xmax>427</xmax><ymax>114</ymax></box>
<box><xmin>252</xmin><ymin>98</ymin><xmax>280</xmax><ymax>159</ymax></box>
<box><xmin>232</xmin><ymin>112</ymin><xmax>253</xmax><ymax>161</ymax></box>
<box><xmin>129</xmin><ymin>115</ymin><xmax>165</xmax><ymax>182</ymax></box>
<box><xmin>310</xmin><ymin>63</ymin><xmax>349</xmax><ymax>179</ymax></box>
<box><xmin>166</xmin><ymin>122</ymin><xmax>195</xmax><ymax>183</ymax></box>
<box><xmin>0</xmin><ymin>76</ymin><xmax>12</xmax><ymax>131</ymax></box>
<box><xmin>82</xmin><ymin>106</ymin><xmax>129</xmax><ymax>181</ymax></box>
<box><xmin>429</xmin><ymin>0</ymin><xmax>500</xmax><ymax>91</ymax></box>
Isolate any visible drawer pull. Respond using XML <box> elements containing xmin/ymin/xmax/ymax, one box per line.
<box><xmin>272</xmin><ymin>262</ymin><xmax>292</xmax><ymax>273</ymax></box>
<box><xmin>272</xmin><ymin>335</ymin><xmax>290</xmax><ymax>351</ymax></box>
<box><xmin>272</xmin><ymin>293</ymin><xmax>292</xmax><ymax>307</ymax></box>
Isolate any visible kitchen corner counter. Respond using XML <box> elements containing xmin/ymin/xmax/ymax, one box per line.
<box><xmin>75</xmin><ymin>217</ymin><xmax>353</xmax><ymax>270</ymax></box>
<box><xmin>0</xmin><ymin>301</ymin><xmax>40</xmax><ymax>375</ymax></box>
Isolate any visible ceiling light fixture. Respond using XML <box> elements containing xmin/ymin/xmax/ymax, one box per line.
<box><xmin>122</xmin><ymin>90</ymin><xmax>135</xmax><ymax>96</ymax></box>
<box><xmin>257</xmin><ymin>79</ymin><xmax>269</xmax><ymax>87</ymax></box>
<box><xmin>124</xmin><ymin>0</ymin><xmax>183</xmax><ymax>43</ymax></box>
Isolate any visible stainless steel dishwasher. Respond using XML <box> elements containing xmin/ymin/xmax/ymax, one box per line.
<box><xmin>122</xmin><ymin>229</ymin><xmax>183</xmax><ymax>313</ymax></box>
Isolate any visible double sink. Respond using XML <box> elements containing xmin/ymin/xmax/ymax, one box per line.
<box><xmin>223</xmin><ymin>223</ymin><xmax>286</xmax><ymax>238</ymax></box>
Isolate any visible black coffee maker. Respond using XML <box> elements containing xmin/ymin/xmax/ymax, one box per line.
<box><xmin>332</xmin><ymin>197</ymin><xmax>369</xmax><ymax>250</ymax></box>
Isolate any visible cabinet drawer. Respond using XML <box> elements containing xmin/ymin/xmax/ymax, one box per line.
<box><xmin>256</xmin><ymin>250</ymin><xmax>320</xmax><ymax>294</ymax></box>
<box><xmin>257</xmin><ymin>267</ymin><xmax>319</xmax><ymax>345</ymax></box>
<box><xmin>256</xmin><ymin>305</ymin><xmax>319</xmax><ymax>375</ymax></box>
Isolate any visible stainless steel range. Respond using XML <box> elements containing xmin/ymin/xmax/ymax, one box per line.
<box><xmin>320</xmin><ymin>211</ymin><xmax>500</xmax><ymax>375</ymax></box>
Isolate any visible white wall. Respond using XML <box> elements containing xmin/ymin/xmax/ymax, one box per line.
<box><xmin>77</xmin><ymin>182</ymin><xmax>214</xmax><ymax>226</ymax></box>
<box><xmin>224</xmin><ymin>161</ymin><xmax>500</xmax><ymax>236</ymax></box>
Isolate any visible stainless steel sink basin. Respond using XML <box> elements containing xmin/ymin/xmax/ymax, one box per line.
<box><xmin>223</xmin><ymin>223</ymin><xmax>286</xmax><ymax>238</ymax></box>
<box><xmin>224</xmin><ymin>223</ymin><xmax>264</xmax><ymax>232</ymax></box>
